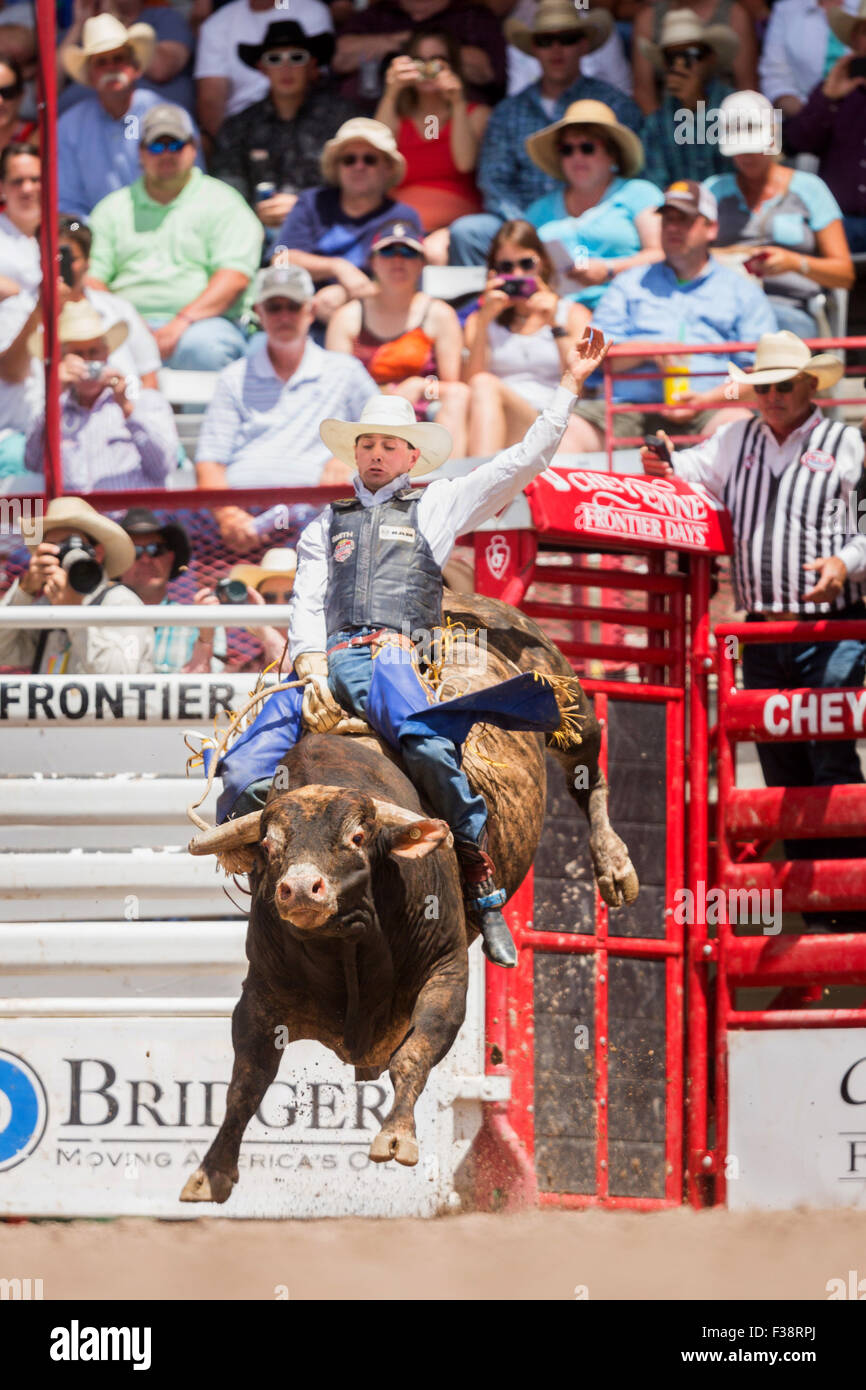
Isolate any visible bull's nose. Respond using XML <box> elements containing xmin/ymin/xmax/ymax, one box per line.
<box><xmin>274</xmin><ymin>862</ymin><xmax>336</xmax><ymax>925</ymax></box>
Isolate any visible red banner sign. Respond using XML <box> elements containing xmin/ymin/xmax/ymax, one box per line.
<box><xmin>526</xmin><ymin>468</ymin><xmax>733</xmax><ymax>555</ymax></box>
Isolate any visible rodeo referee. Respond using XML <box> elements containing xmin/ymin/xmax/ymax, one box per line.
<box><xmin>643</xmin><ymin>329</ymin><xmax>866</xmax><ymax>927</ymax></box>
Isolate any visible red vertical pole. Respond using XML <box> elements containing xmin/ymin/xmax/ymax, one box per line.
<box><xmin>35</xmin><ymin>0</ymin><xmax>61</xmax><ymax>500</ymax></box>
<box><xmin>686</xmin><ymin>555</ymin><xmax>713</xmax><ymax>1204</ymax></box>
<box><xmin>665</xmin><ymin>573</ymin><xmax>686</xmax><ymax>1205</ymax></box>
<box><xmin>593</xmin><ymin>691</ymin><xmax>610</xmax><ymax>1199</ymax></box>
<box><xmin>505</xmin><ymin>871</ymin><xmax>535</xmax><ymax>1159</ymax></box>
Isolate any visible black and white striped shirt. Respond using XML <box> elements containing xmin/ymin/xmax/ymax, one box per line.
<box><xmin>673</xmin><ymin>410</ymin><xmax>866</xmax><ymax>614</ymax></box>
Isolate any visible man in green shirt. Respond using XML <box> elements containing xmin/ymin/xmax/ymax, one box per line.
<box><xmin>88</xmin><ymin>103</ymin><xmax>264</xmax><ymax>370</ymax></box>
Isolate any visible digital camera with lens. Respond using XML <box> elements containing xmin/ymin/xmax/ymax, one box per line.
<box><xmin>215</xmin><ymin>577</ymin><xmax>249</xmax><ymax>605</ymax></box>
<box><xmin>56</xmin><ymin>534</ymin><xmax>103</xmax><ymax>595</ymax></box>
<box><xmin>84</xmin><ymin>361</ymin><xmax>106</xmax><ymax>381</ymax></box>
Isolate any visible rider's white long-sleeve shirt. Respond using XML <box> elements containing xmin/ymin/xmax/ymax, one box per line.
<box><xmin>288</xmin><ymin>385</ymin><xmax>576</xmax><ymax>663</ymax></box>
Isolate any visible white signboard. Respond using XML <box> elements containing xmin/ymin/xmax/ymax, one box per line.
<box><xmin>728</xmin><ymin>1029</ymin><xmax>866</xmax><ymax>1211</ymax></box>
<box><xmin>0</xmin><ymin>1022</ymin><xmax>481</xmax><ymax>1219</ymax></box>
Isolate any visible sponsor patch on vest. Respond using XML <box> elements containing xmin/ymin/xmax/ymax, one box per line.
<box><xmin>801</xmin><ymin>449</ymin><xmax>835</xmax><ymax>472</ymax></box>
<box><xmin>379</xmin><ymin>525</ymin><xmax>416</xmax><ymax>543</ymax></box>
<box><xmin>334</xmin><ymin>536</ymin><xmax>354</xmax><ymax>563</ymax></box>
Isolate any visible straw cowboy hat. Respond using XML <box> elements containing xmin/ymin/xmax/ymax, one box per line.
<box><xmin>638</xmin><ymin>10</ymin><xmax>738</xmax><ymax>74</ymax></box>
<box><xmin>727</xmin><ymin>330</ymin><xmax>844</xmax><ymax>392</ymax></box>
<box><xmin>230</xmin><ymin>548</ymin><xmax>298</xmax><ymax>591</ymax></box>
<box><xmin>526</xmin><ymin>99</ymin><xmax>644</xmax><ymax>180</ymax></box>
<box><xmin>320</xmin><ymin>118</ymin><xmax>406</xmax><ymax>188</ymax></box>
<box><xmin>62</xmin><ymin>14</ymin><xmax>155</xmax><ymax>86</ymax></box>
<box><xmin>28</xmin><ymin>300</ymin><xmax>128</xmax><ymax>359</ymax></box>
<box><xmin>829</xmin><ymin>0</ymin><xmax>866</xmax><ymax>46</ymax></box>
<box><xmin>24</xmin><ymin>498</ymin><xmax>135</xmax><ymax>578</ymax></box>
<box><xmin>320</xmin><ymin>395</ymin><xmax>452</xmax><ymax>478</ymax></box>
<box><xmin>506</xmin><ymin>0</ymin><xmax>613</xmax><ymax>56</ymax></box>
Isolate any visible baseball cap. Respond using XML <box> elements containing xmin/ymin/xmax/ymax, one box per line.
<box><xmin>659</xmin><ymin>179</ymin><xmax>718</xmax><ymax>221</ymax></box>
<box><xmin>370</xmin><ymin>220</ymin><xmax>426</xmax><ymax>255</ymax></box>
<box><xmin>140</xmin><ymin>103</ymin><xmax>195</xmax><ymax>146</ymax></box>
<box><xmin>717</xmin><ymin>90</ymin><xmax>780</xmax><ymax>158</ymax></box>
<box><xmin>254</xmin><ymin>264</ymin><xmax>315</xmax><ymax>306</ymax></box>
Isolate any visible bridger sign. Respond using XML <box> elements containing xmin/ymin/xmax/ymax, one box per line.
<box><xmin>526</xmin><ymin>468</ymin><xmax>732</xmax><ymax>554</ymax></box>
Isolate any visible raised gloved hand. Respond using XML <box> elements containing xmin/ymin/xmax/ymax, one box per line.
<box><xmin>295</xmin><ymin>651</ymin><xmax>343</xmax><ymax>733</ymax></box>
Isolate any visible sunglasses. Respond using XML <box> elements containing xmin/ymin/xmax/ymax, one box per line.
<box><xmin>376</xmin><ymin>243</ymin><xmax>422</xmax><ymax>258</ymax></box>
<box><xmin>753</xmin><ymin>379</ymin><xmax>797</xmax><ymax>395</ymax></box>
<box><xmin>261</xmin><ymin>49</ymin><xmax>309</xmax><ymax>66</ymax></box>
<box><xmin>663</xmin><ymin>45</ymin><xmax>711</xmax><ymax>69</ymax></box>
<box><xmin>340</xmin><ymin>152</ymin><xmax>380</xmax><ymax>167</ymax></box>
<box><xmin>261</xmin><ymin>297</ymin><xmax>304</xmax><ymax>312</ymax></box>
<box><xmin>0</xmin><ymin>81</ymin><xmax>22</xmax><ymax>100</ymax></box>
<box><xmin>494</xmin><ymin>256</ymin><xmax>538</xmax><ymax>274</ymax></box>
<box><xmin>557</xmin><ymin>139</ymin><xmax>599</xmax><ymax>158</ymax></box>
<box><xmin>534</xmin><ymin>31</ymin><xmax>582</xmax><ymax>48</ymax></box>
<box><xmin>133</xmin><ymin>541</ymin><xmax>169</xmax><ymax>559</ymax></box>
<box><xmin>145</xmin><ymin>138</ymin><xmax>187</xmax><ymax>154</ymax></box>
<box><xmin>261</xmin><ymin>589</ymin><xmax>294</xmax><ymax>604</ymax></box>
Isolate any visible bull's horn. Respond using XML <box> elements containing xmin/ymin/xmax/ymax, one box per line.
<box><xmin>188</xmin><ymin>811</ymin><xmax>263</xmax><ymax>857</ymax></box>
<box><xmin>370</xmin><ymin>799</ymin><xmax>426</xmax><ymax>827</ymax></box>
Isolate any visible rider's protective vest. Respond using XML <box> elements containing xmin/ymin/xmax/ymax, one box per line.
<box><xmin>325</xmin><ymin>489</ymin><xmax>442</xmax><ymax>642</ymax></box>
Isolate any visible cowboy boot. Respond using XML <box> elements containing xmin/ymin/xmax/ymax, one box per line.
<box><xmin>454</xmin><ymin>830</ymin><xmax>517</xmax><ymax>969</ymax></box>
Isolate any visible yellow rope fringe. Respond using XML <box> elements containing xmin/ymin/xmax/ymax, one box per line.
<box><xmin>530</xmin><ymin>669</ymin><xmax>586</xmax><ymax>748</ymax></box>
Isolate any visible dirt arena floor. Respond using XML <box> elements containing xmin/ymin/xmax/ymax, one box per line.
<box><xmin>4</xmin><ymin>1207</ymin><xmax>866</xmax><ymax>1300</ymax></box>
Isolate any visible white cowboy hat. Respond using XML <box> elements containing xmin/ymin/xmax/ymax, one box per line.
<box><xmin>727</xmin><ymin>330</ymin><xmax>844</xmax><ymax>392</ymax></box>
<box><xmin>230</xmin><ymin>548</ymin><xmax>298</xmax><ymax>591</ymax></box>
<box><xmin>526</xmin><ymin>99</ymin><xmax>644</xmax><ymax>180</ymax></box>
<box><xmin>506</xmin><ymin>0</ymin><xmax>613</xmax><ymax>56</ymax></box>
<box><xmin>28</xmin><ymin>299</ymin><xmax>129</xmax><ymax>358</ymax></box>
<box><xmin>320</xmin><ymin>118</ymin><xmax>406</xmax><ymax>189</ymax></box>
<box><xmin>62</xmin><ymin>14</ymin><xmax>156</xmax><ymax>87</ymax></box>
<box><xmin>320</xmin><ymin>395</ymin><xmax>452</xmax><ymax>478</ymax></box>
<box><xmin>829</xmin><ymin>0</ymin><xmax>866</xmax><ymax>46</ymax></box>
<box><xmin>23</xmin><ymin>497</ymin><xmax>135</xmax><ymax>578</ymax></box>
<box><xmin>638</xmin><ymin>10</ymin><xmax>738</xmax><ymax>73</ymax></box>
<box><xmin>717</xmin><ymin>89</ymin><xmax>780</xmax><ymax>158</ymax></box>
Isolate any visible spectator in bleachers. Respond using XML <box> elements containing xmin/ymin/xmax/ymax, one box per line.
<box><xmin>191</xmin><ymin>547</ymin><xmax>297</xmax><ymax>672</ymax></box>
<box><xmin>24</xmin><ymin>300</ymin><xmax>179</xmax><ymax>492</ymax></box>
<box><xmin>0</xmin><ymin>497</ymin><xmax>154</xmax><ymax>675</ymax></box>
<box><xmin>632</xmin><ymin>0</ymin><xmax>758</xmax><ymax>114</ymax></box>
<box><xmin>524</xmin><ymin>101</ymin><xmax>664</xmax><ymax>313</ymax></box>
<box><xmin>642</xmin><ymin>329</ymin><xmax>866</xmax><ymax>930</ymax></box>
<box><xmin>56</xmin><ymin>14</ymin><xmax>173</xmax><ymax>220</ymax></box>
<box><xmin>333</xmin><ymin>0</ymin><xmax>506</xmax><ymax>108</ymax></box>
<box><xmin>374</xmin><ymin>30</ymin><xmax>490</xmax><ymax>255</ymax></box>
<box><xmin>61</xmin><ymin>0</ymin><xmax>194</xmax><ymax>115</ymax></box>
<box><xmin>566</xmin><ymin>179</ymin><xmax>775</xmax><ymax>450</ymax></box>
<box><xmin>0</xmin><ymin>58</ymin><xmax>35</xmax><ymax>177</ymax></box>
<box><xmin>504</xmin><ymin>1</ymin><xmax>634</xmax><ymax>98</ymax></box>
<box><xmin>118</xmin><ymin>505</ymin><xmax>229</xmax><ymax>673</ymax></box>
<box><xmin>759</xmin><ymin>0</ymin><xmax>858</xmax><ymax>117</ymax></box>
<box><xmin>195</xmin><ymin>264</ymin><xmax>376</xmax><ymax>553</ymax></box>
<box><xmin>0</xmin><ymin>140</ymin><xmax>39</xmax><ymax>299</ymax></box>
<box><xmin>210</xmin><ymin>21</ymin><xmax>357</xmax><ymax>250</ymax></box>
<box><xmin>274</xmin><ymin>117</ymin><xmax>422</xmax><ymax>329</ymax></box>
<box><xmin>326</xmin><ymin>220</ymin><xmax>469</xmax><ymax>455</ymax></box>
<box><xmin>705</xmin><ymin>89</ymin><xmax>855</xmax><ymax>336</ymax></box>
<box><xmin>637</xmin><ymin>12</ymin><xmax>736</xmax><ymax>189</ymax></box>
<box><xmin>87</xmin><ymin>103</ymin><xmax>263</xmax><ymax>370</ymax></box>
<box><xmin>0</xmin><ymin>2</ymin><xmax>35</xmax><ymax>72</ymax></box>
<box><xmin>464</xmin><ymin>220</ymin><xmax>589</xmax><ymax>453</ymax></box>
<box><xmin>448</xmin><ymin>1</ymin><xmax>643</xmax><ymax>267</ymax></box>
<box><xmin>194</xmin><ymin>0</ymin><xmax>332</xmax><ymax>138</ymax></box>
<box><xmin>784</xmin><ymin>4</ymin><xmax>866</xmax><ymax>252</ymax></box>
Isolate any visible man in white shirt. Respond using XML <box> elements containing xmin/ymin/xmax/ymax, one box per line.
<box><xmin>643</xmin><ymin>329</ymin><xmax>866</xmax><ymax>928</ymax></box>
<box><xmin>284</xmin><ymin>325</ymin><xmax>610</xmax><ymax>965</ymax></box>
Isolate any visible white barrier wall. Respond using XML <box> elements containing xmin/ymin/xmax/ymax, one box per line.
<box><xmin>0</xmin><ymin>674</ymin><xmax>500</xmax><ymax>1218</ymax></box>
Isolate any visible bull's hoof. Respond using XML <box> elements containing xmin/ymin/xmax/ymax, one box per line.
<box><xmin>369</xmin><ymin>1130</ymin><xmax>419</xmax><ymax>1166</ymax></box>
<box><xmin>597</xmin><ymin>860</ymin><xmax>640</xmax><ymax>909</ymax></box>
<box><xmin>179</xmin><ymin>1167</ymin><xmax>235</xmax><ymax>1204</ymax></box>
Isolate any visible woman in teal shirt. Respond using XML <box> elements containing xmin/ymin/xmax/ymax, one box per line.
<box><xmin>524</xmin><ymin>99</ymin><xmax>664</xmax><ymax>326</ymax></box>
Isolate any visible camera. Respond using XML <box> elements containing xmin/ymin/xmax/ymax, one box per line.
<box><xmin>215</xmin><ymin>577</ymin><xmax>249</xmax><ymax>605</ymax></box>
<box><xmin>84</xmin><ymin>361</ymin><xmax>106</xmax><ymax>381</ymax></box>
<box><xmin>500</xmin><ymin>276</ymin><xmax>537</xmax><ymax>299</ymax></box>
<box><xmin>416</xmin><ymin>59</ymin><xmax>444</xmax><ymax>79</ymax></box>
<box><xmin>56</xmin><ymin>534</ymin><xmax>103</xmax><ymax>595</ymax></box>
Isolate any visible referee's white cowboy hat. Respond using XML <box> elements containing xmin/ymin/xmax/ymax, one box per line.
<box><xmin>23</xmin><ymin>497</ymin><xmax>135</xmax><ymax>579</ymax></box>
<box><xmin>62</xmin><ymin>14</ymin><xmax>156</xmax><ymax>86</ymax></box>
<box><xmin>638</xmin><ymin>10</ymin><xmax>738</xmax><ymax>74</ymax></box>
<box><xmin>727</xmin><ymin>330</ymin><xmax>844</xmax><ymax>392</ymax></box>
<box><xmin>320</xmin><ymin>395</ymin><xmax>452</xmax><ymax>478</ymax></box>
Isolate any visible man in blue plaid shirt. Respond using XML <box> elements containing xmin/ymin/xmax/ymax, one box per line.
<box><xmin>449</xmin><ymin>1</ymin><xmax>643</xmax><ymax>265</ymax></box>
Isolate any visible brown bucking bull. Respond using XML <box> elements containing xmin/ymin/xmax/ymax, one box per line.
<box><xmin>181</xmin><ymin>591</ymin><xmax>638</xmax><ymax>1203</ymax></box>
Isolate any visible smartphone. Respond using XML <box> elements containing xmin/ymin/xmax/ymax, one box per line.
<box><xmin>850</xmin><ymin>55</ymin><xmax>866</xmax><ymax>77</ymax></box>
<box><xmin>59</xmin><ymin>245</ymin><xmax>74</xmax><ymax>288</ymax></box>
<box><xmin>500</xmin><ymin>276</ymin><xmax>537</xmax><ymax>299</ymax></box>
<box><xmin>644</xmin><ymin>433</ymin><xmax>672</xmax><ymax>464</ymax></box>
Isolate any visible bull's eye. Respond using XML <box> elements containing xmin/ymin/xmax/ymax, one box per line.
<box><xmin>351</xmin><ymin>829</ymin><xmax>365</xmax><ymax>846</ymax></box>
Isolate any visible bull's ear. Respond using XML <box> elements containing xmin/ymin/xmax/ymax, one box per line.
<box><xmin>387</xmin><ymin>818</ymin><xmax>453</xmax><ymax>859</ymax></box>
